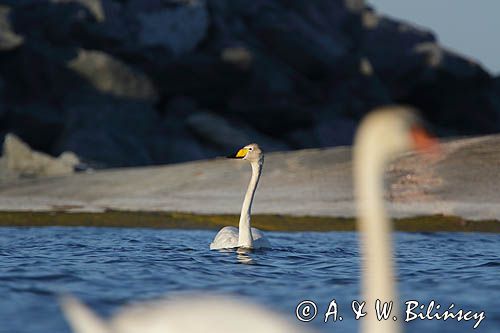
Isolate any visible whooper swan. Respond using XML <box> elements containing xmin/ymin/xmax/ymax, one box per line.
<box><xmin>210</xmin><ymin>143</ymin><xmax>271</xmax><ymax>250</ymax></box>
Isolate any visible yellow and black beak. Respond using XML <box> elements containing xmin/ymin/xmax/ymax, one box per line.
<box><xmin>227</xmin><ymin>148</ymin><xmax>248</xmax><ymax>159</ymax></box>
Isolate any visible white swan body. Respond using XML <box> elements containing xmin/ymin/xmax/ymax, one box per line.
<box><xmin>61</xmin><ymin>295</ymin><xmax>307</xmax><ymax>333</ymax></box>
<box><xmin>354</xmin><ymin>106</ymin><xmax>438</xmax><ymax>333</ymax></box>
<box><xmin>210</xmin><ymin>143</ymin><xmax>271</xmax><ymax>250</ymax></box>
<box><xmin>210</xmin><ymin>226</ymin><xmax>271</xmax><ymax>250</ymax></box>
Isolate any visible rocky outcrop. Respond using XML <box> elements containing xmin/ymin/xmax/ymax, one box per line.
<box><xmin>2</xmin><ymin>134</ymin><xmax>500</xmax><ymax>223</ymax></box>
<box><xmin>0</xmin><ymin>133</ymin><xmax>79</xmax><ymax>180</ymax></box>
<box><xmin>0</xmin><ymin>0</ymin><xmax>499</xmax><ymax>168</ymax></box>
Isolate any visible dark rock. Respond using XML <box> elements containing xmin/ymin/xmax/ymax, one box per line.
<box><xmin>325</xmin><ymin>71</ymin><xmax>392</xmax><ymax>120</ymax></box>
<box><xmin>494</xmin><ymin>76</ymin><xmax>500</xmax><ymax>90</ymax></box>
<box><xmin>360</xmin><ymin>10</ymin><xmax>497</xmax><ymax>136</ymax></box>
<box><xmin>54</xmin><ymin>94</ymin><xmax>160</xmax><ymax>167</ymax></box>
<box><xmin>0</xmin><ymin>103</ymin><xmax>5</xmax><ymax>123</ymax></box>
<box><xmin>6</xmin><ymin>103</ymin><xmax>64</xmax><ymax>152</ymax></box>
<box><xmin>220</xmin><ymin>46</ymin><xmax>253</xmax><ymax>70</ymax></box>
<box><xmin>67</xmin><ymin>0</ymin><xmax>134</xmax><ymax>53</ymax></box>
<box><xmin>362</xmin><ymin>11</ymin><xmax>437</xmax><ymax>90</ymax></box>
<box><xmin>245</xmin><ymin>1</ymin><xmax>359</xmax><ymax>79</ymax></box>
<box><xmin>186</xmin><ymin>110</ymin><xmax>289</xmax><ymax>152</ymax></box>
<box><xmin>412</xmin><ymin>43</ymin><xmax>489</xmax><ymax>80</ymax></box>
<box><xmin>0</xmin><ymin>42</ymin><xmax>81</xmax><ymax>103</ymax></box>
<box><xmin>345</xmin><ymin>0</ymin><xmax>365</xmax><ymax>12</ymax></box>
<box><xmin>493</xmin><ymin>78</ymin><xmax>500</xmax><ymax>128</ymax></box>
<box><xmin>11</xmin><ymin>1</ymin><xmax>98</xmax><ymax>46</ymax></box>
<box><xmin>154</xmin><ymin>53</ymin><xmax>248</xmax><ymax>106</ymax></box>
<box><xmin>394</xmin><ymin>46</ymin><xmax>495</xmax><ymax>135</ymax></box>
<box><xmin>0</xmin><ymin>77</ymin><xmax>5</xmax><ymax>121</ymax></box>
<box><xmin>158</xmin><ymin>97</ymin><xmax>211</xmax><ymax>163</ymax></box>
<box><xmin>0</xmin><ymin>0</ymin><xmax>498</xmax><ymax>168</ymax></box>
<box><xmin>0</xmin><ymin>5</ymin><xmax>23</xmax><ymax>51</ymax></box>
<box><xmin>224</xmin><ymin>50</ymin><xmax>321</xmax><ymax>137</ymax></box>
<box><xmin>52</xmin><ymin>0</ymin><xmax>105</xmax><ymax>22</ymax></box>
<box><xmin>67</xmin><ymin>49</ymin><xmax>158</xmax><ymax>101</ymax></box>
<box><xmin>157</xmin><ymin>124</ymin><xmax>207</xmax><ymax>164</ymax></box>
<box><xmin>285</xmin><ymin>128</ymin><xmax>318</xmax><ymax>150</ymax></box>
<box><xmin>314</xmin><ymin>115</ymin><xmax>357</xmax><ymax>147</ymax></box>
<box><xmin>126</xmin><ymin>0</ymin><xmax>209</xmax><ymax>56</ymax></box>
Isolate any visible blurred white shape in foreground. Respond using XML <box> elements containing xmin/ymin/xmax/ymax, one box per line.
<box><xmin>61</xmin><ymin>294</ymin><xmax>310</xmax><ymax>333</ymax></box>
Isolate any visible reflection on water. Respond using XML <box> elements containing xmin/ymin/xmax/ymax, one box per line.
<box><xmin>0</xmin><ymin>227</ymin><xmax>499</xmax><ymax>333</ymax></box>
<box><xmin>236</xmin><ymin>248</ymin><xmax>257</xmax><ymax>265</ymax></box>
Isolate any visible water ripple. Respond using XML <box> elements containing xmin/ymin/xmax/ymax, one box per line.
<box><xmin>0</xmin><ymin>227</ymin><xmax>498</xmax><ymax>333</ymax></box>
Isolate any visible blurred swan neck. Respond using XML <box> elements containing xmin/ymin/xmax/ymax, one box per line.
<box><xmin>238</xmin><ymin>158</ymin><xmax>262</xmax><ymax>248</ymax></box>
<box><xmin>354</xmin><ymin>132</ymin><xmax>399</xmax><ymax>333</ymax></box>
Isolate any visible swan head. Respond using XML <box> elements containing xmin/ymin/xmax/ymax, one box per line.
<box><xmin>355</xmin><ymin>106</ymin><xmax>438</xmax><ymax>162</ymax></box>
<box><xmin>227</xmin><ymin>143</ymin><xmax>263</xmax><ymax>163</ymax></box>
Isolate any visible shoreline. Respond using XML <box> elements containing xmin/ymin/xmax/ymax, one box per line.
<box><xmin>0</xmin><ymin>211</ymin><xmax>498</xmax><ymax>233</ymax></box>
<box><xmin>2</xmin><ymin>134</ymin><xmax>500</xmax><ymax>227</ymax></box>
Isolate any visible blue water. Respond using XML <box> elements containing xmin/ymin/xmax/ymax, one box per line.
<box><xmin>0</xmin><ymin>227</ymin><xmax>499</xmax><ymax>333</ymax></box>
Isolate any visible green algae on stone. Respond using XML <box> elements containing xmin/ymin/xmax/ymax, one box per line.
<box><xmin>0</xmin><ymin>211</ymin><xmax>498</xmax><ymax>232</ymax></box>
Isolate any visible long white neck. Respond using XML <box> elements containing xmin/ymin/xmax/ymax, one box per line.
<box><xmin>354</xmin><ymin>134</ymin><xmax>400</xmax><ymax>333</ymax></box>
<box><xmin>238</xmin><ymin>158</ymin><xmax>263</xmax><ymax>248</ymax></box>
